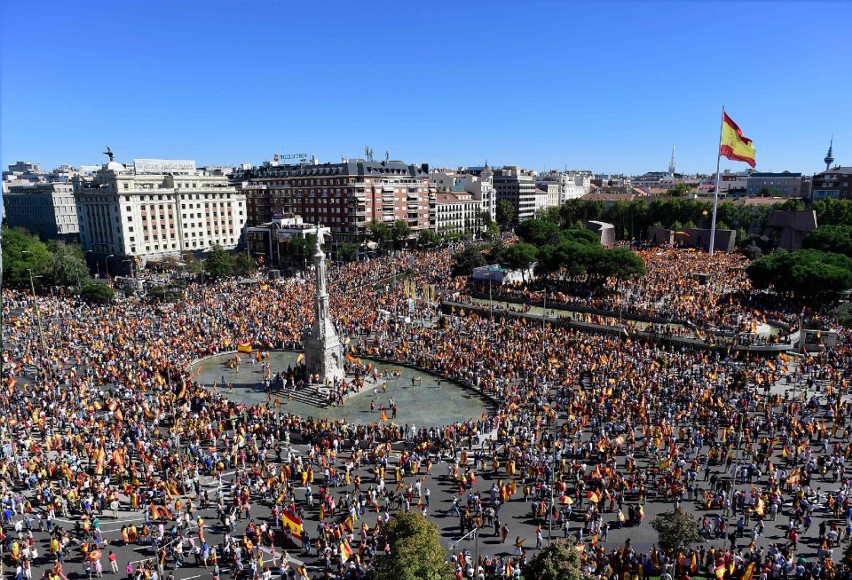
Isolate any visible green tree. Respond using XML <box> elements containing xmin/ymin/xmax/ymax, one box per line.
<box><xmin>418</xmin><ymin>229</ymin><xmax>441</xmax><ymax>248</ymax></box>
<box><xmin>521</xmin><ymin>539</ymin><xmax>589</xmax><ymax>580</ymax></box>
<box><xmin>203</xmin><ymin>244</ymin><xmax>235</xmax><ymax>280</ymax></box>
<box><xmin>747</xmin><ymin>249</ymin><xmax>852</xmax><ymax>298</ymax></box>
<box><xmin>391</xmin><ymin>220</ymin><xmax>412</xmax><ymax>250</ymax></box>
<box><xmin>650</xmin><ymin>508</ymin><xmax>704</xmax><ymax>555</ymax></box>
<box><xmin>830</xmin><ymin>302</ymin><xmax>852</xmax><ymax>328</ymax></box>
<box><xmin>368</xmin><ymin>220</ymin><xmax>392</xmax><ymax>252</ymax></box>
<box><xmin>182</xmin><ymin>253</ymin><xmax>204</xmax><ymax>274</ymax></box>
<box><xmin>1</xmin><ymin>226</ymin><xmax>51</xmax><ymax>287</ymax></box>
<box><xmin>778</xmin><ymin>198</ymin><xmax>807</xmax><ymax>211</ymax></box>
<box><xmin>665</xmin><ymin>183</ymin><xmax>692</xmax><ymax>197</ymax></box>
<box><xmin>451</xmin><ymin>245</ymin><xmax>488</xmax><ymax>277</ymax></box>
<box><xmin>372</xmin><ymin>511</ymin><xmax>454</xmax><ymax>580</ymax></box>
<box><xmin>812</xmin><ymin>199</ymin><xmax>852</xmax><ymax>227</ymax></box>
<box><xmin>601</xmin><ymin>247</ymin><xmax>646</xmax><ymax>289</ymax></box>
<box><xmin>802</xmin><ymin>225</ymin><xmax>852</xmax><ymax>257</ymax></box>
<box><xmin>559</xmin><ymin>228</ymin><xmax>599</xmax><ymax>246</ymax></box>
<box><xmin>537</xmin><ymin>206</ymin><xmax>563</xmax><ymax>226</ymax></box>
<box><xmin>232</xmin><ymin>253</ymin><xmax>256</xmax><ymax>277</ymax></box>
<box><xmin>287</xmin><ymin>234</ymin><xmax>317</xmax><ymax>271</ymax></box>
<box><xmin>43</xmin><ymin>240</ymin><xmax>90</xmax><ymax>287</ymax></box>
<box><xmin>499</xmin><ymin>242</ymin><xmax>538</xmax><ymax>281</ymax></box>
<box><xmin>337</xmin><ymin>242</ymin><xmax>358</xmax><ymax>262</ymax></box>
<box><xmin>515</xmin><ymin>219</ymin><xmax>561</xmax><ymax>246</ymax></box>
<box><xmin>79</xmin><ymin>281</ymin><xmax>115</xmax><ymax>304</ymax></box>
<box><xmin>496</xmin><ymin>200</ymin><xmax>516</xmax><ymax>230</ymax></box>
<box><xmin>482</xmin><ymin>221</ymin><xmax>501</xmax><ymax>240</ymax></box>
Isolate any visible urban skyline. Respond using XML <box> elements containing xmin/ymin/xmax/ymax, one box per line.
<box><xmin>2</xmin><ymin>1</ymin><xmax>850</xmax><ymax>175</ymax></box>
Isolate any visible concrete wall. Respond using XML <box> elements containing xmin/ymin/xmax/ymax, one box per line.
<box><xmin>648</xmin><ymin>227</ymin><xmax>675</xmax><ymax>246</ymax></box>
<box><xmin>647</xmin><ymin>226</ymin><xmax>735</xmax><ymax>252</ymax></box>
<box><xmin>685</xmin><ymin>228</ymin><xmax>736</xmax><ymax>252</ymax></box>
<box><xmin>768</xmin><ymin>209</ymin><xmax>817</xmax><ymax>251</ymax></box>
<box><xmin>585</xmin><ymin>220</ymin><xmax>616</xmax><ymax>247</ymax></box>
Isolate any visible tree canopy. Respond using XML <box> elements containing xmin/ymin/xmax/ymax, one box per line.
<box><xmin>390</xmin><ymin>220</ymin><xmax>412</xmax><ymax>249</ymax></box>
<box><xmin>451</xmin><ymin>245</ymin><xmax>488</xmax><ymax>277</ymax></box>
<box><xmin>650</xmin><ymin>508</ymin><xmax>704</xmax><ymax>555</ymax></box>
<box><xmin>665</xmin><ymin>183</ymin><xmax>693</xmax><ymax>197</ymax></box>
<box><xmin>499</xmin><ymin>242</ymin><xmax>538</xmax><ymax>278</ymax></box>
<box><xmin>372</xmin><ymin>511</ymin><xmax>454</xmax><ymax>580</ymax></box>
<box><xmin>747</xmin><ymin>249</ymin><xmax>852</xmax><ymax>298</ymax></box>
<box><xmin>203</xmin><ymin>244</ymin><xmax>235</xmax><ymax>280</ymax></box>
<box><xmin>811</xmin><ymin>198</ymin><xmax>852</xmax><ymax>227</ymax></box>
<box><xmin>79</xmin><ymin>281</ymin><xmax>115</xmax><ymax>304</ymax></box>
<box><xmin>367</xmin><ymin>220</ymin><xmax>392</xmax><ymax>251</ymax></box>
<box><xmin>1</xmin><ymin>226</ymin><xmax>52</xmax><ymax>287</ymax></box>
<box><xmin>522</xmin><ymin>539</ymin><xmax>589</xmax><ymax>580</ymax></box>
<box><xmin>802</xmin><ymin>225</ymin><xmax>852</xmax><ymax>257</ymax></box>
<box><xmin>515</xmin><ymin>218</ymin><xmax>561</xmax><ymax>246</ymax></box>
<box><xmin>496</xmin><ymin>200</ymin><xmax>515</xmax><ymax>230</ymax></box>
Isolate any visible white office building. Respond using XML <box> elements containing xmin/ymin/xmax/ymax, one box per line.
<box><xmin>73</xmin><ymin>158</ymin><xmax>247</xmax><ymax>261</ymax></box>
<box><xmin>2</xmin><ymin>181</ymin><xmax>79</xmax><ymax>240</ymax></box>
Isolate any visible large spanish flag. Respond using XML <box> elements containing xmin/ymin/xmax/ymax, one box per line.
<box><xmin>720</xmin><ymin>112</ymin><xmax>756</xmax><ymax>167</ymax></box>
<box><xmin>237</xmin><ymin>342</ymin><xmax>253</xmax><ymax>354</ymax></box>
<box><xmin>281</xmin><ymin>509</ymin><xmax>303</xmax><ymax>544</ymax></box>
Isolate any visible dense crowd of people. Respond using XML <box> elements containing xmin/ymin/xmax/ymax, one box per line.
<box><xmin>1</xmin><ymin>243</ymin><xmax>850</xmax><ymax>580</ymax></box>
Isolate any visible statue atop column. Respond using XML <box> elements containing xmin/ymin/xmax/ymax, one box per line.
<box><xmin>302</xmin><ymin>225</ymin><xmax>343</xmax><ymax>384</ymax></box>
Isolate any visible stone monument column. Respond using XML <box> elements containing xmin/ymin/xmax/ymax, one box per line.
<box><xmin>302</xmin><ymin>227</ymin><xmax>343</xmax><ymax>383</ymax></box>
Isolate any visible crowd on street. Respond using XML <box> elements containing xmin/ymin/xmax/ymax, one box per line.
<box><xmin>1</xmin><ymin>243</ymin><xmax>850</xmax><ymax>580</ymax></box>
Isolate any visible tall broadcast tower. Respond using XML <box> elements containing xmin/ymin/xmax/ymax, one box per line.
<box><xmin>668</xmin><ymin>146</ymin><xmax>676</xmax><ymax>175</ymax></box>
<box><xmin>824</xmin><ymin>136</ymin><xmax>835</xmax><ymax>172</ymax></box>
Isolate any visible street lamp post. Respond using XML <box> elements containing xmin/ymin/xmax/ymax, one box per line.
<box><xmin>26</xmin><ymin>268</ymin><xmax>48</xmax><ymax>363</ymax></box>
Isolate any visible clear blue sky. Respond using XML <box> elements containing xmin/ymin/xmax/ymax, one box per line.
<box><xmin>2</xmin><ymin>1</ymin><xmax>850</xmax><ymax>176</ymax></box>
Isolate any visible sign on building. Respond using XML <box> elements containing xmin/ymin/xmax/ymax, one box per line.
<box><xmin>134</xmin><ymin>159</ymin><xmax>196</xmax><ymax>174</ymax></box>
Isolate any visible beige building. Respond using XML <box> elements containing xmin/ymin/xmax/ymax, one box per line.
<box><xmin>430</xmin><ymin>191</ymin><xmax>482</xmax><ymax>236</ymax></box>
<box><xmin>73</xmin><ymin>159</ymin><xmax>246</xmax><ymax>262</ymax></box>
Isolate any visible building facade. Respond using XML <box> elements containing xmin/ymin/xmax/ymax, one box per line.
<box><xmin>430</xmin><ymin>192</ymin><xmax>482</xmax><ymax>236</ymax></box>
<box><xmin>494</xmin><ymin>166</ymin><xmax>537</xmax><ymax>223</ymax></box>
<box><xmin>73</xmin><ymin>159</ymin><xmax>246</xmax><ymax>261</ymax></box>
<box><xmin>810</xmin><ymin>167</ymin><xmax>852</xmax><ymax>200</ymax></box>
<box><xmin>2</xmin><ymin>182</ymin><xmax>79</xmax><ymax>240</ymax></box>
<box><xmin>429</xmin><ymin>166</ymin><xmax>496</xmax><ymax>227</ymax></box>
<box><xmin>234</xmin><ymin>158</ymin><xmax>431</xmax><ymax>243</ymax></box>
<box><xmin>746</xmin><ymin>172</ymin><xmax>804</xmax><ymax>197</ymax></box>
<box><xmin>534</xmin><ymin>170</ymin><xmax>592</xmax><ymax>202</ymax></box>
<box><xmin>245</xmin><ymin>215</ymin><xmax>331</xmax><ymax>268</ymax></box>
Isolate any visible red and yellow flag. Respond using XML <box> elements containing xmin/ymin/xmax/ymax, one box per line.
<box><xmin>237</xmin><ymin>342</ymin><xmax>252</xmax><ymax>354</ymax></box>
<box><xmin>281</xmin><ymin>509</ymin><xmax>303</xmax><ymax>543</ymax></box>
<box><xmin>720</xmin><ymin>112</ymin><xmax>756</xmax><ymax>168</ymax></box>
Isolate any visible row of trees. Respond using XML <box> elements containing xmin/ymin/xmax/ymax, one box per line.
<box><xmin>744</xmin><ymin>224</ymin><xmax>852</xmax><ymax>300</ymax></box>
<box><xmin>539</xmin><ymin>197</ymin><xmax>852</xmax><ymax>246</ymax></box>
<box><xmin>2</xmin><ymin>226</ymin><xmax>90</xmax><ymax>288</ymax></box>
<box><xmin>747</xmin><ymin>249</ymin><xmax>852</xmax><ymax>298</ymax></box>
<box><xmin>369</xmin><ymin>215</ymin><xmax>503</xmax><ymax>253</ymax></box>
<box><xmin>451</xmin><ymin>219</ymin><xmax>647</xmax><ymax>288</ymax></box>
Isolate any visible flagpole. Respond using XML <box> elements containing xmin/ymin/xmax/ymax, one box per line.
<box><xmin>708</xmin><ymin>106</ymin><xmax>725</xmax><ymax>258</ymax></box>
